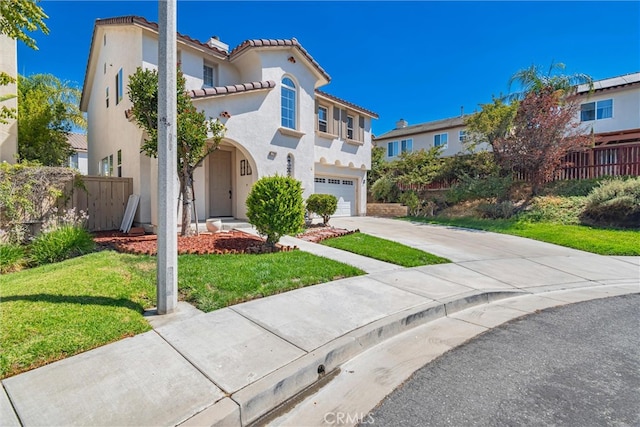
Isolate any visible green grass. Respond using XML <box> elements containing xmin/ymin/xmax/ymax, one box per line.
<box><xmin>0</xmin><ymin>251</ymin><xmax>156</xmax><ymax>379</ymax></box>
<box><xmin>178</xmin><ymin>251</ymin><xmax>364</xmax><ymax>311</ymax></box>
<box><xmin>0</xmin><ymin>249</ymin><xmax>364</xmax><ymax>377</ymax></box>
<box><xmin>407</xmin><ymin>217</ymin><xmax>640</xmax><ymax>256</ymax></box>
<box><xmin>321</xmin><ymin>232</ymin><xmax>450</xmax><ymax>267</ymax></box>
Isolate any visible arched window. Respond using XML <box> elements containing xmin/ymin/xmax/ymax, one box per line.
<box><xmin>286</xmin><ymin>154</ymin><xmax>294</xmax><ymax>177</ymax></box>
<box><xmin>281</xmin><ymin>77</ymin><xmax>296</xmax><ymax>129</ymax></box>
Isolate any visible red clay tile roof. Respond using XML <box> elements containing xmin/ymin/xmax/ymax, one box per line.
<box><xmin>315</xmin><ymin>90</ymin><xmax>378</xmax><ymax>119</ymax></box>
<box><xmin>189</xmin><ymin>80</ymin><xmax>276</xmax><ymax>99</ymax></box>
<box><xmin>67</xmin><ymin>132</ymin><xmax>87</xmax><ymax>151</ymax></box>
<box><xmin>229</xmin><ymin>38</ymin><xmax>330</xmax><ymax>82</ymax></box>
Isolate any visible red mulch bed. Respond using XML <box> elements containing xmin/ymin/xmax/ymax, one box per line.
<box><xmin>295</xmin><ymin>225</ymin><xmax>358</xmax><ymax>243</ymax></box>
<box><xmin>92</xmin><ymin>230</ymin><xmax>295</xmax><ymax>255</ymax></box>
<box><xmin>93</xmin><ymin>225</ymin><xmax>357</xmax><ymax>255</ymax></box>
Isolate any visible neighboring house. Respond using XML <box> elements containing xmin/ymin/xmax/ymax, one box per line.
<box><xmin>80</xmin><ymin>16</ymin><xmax>377</xmax><ymax>229</ymax></box>
<box><xmin>375</xmin><ymin>72</ymin><xmax>640</xmax><ymax>162</ymax></box>
<box><xmin>575</xmin><ymin>72</ymin><xmax>640</xmax><ymax>145</ymax></box>
<box><xmin>0</xmin><ymin>34</ymin><xmax>18</xmax><ymax>164</ymax></box>
<box><xmin>67</xmin><ymin>132</ymin><xmax>88</xmax><ymax>174</ymax></box>
<box><xmin>374</xmin><ymin>115</ymin><xmax>485</xmax><ymax>161</ymax></box>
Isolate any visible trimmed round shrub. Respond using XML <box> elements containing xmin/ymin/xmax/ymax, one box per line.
<box><xmin>582</xmin><ymin>177</ymin><xmax>640</xmax><ymax>228</ymax></box>
<box><xmin>246</xmin><ymin>175</ymin><xmax>305</xmax><ymax>246</ymax></box>
<box><xmin>29</xmin><ymin>225</ymin><xmax>95</xmax><ymax>266</ymax></box>
<box><xmin>306</xmin><ymin>194</ymin><xmax>338</xmax><ymax>225</ymax></box>
<box><xmin>0</xmin><ymin>243</ymin><xmax>26</xmax><ymax>274</ymax></box>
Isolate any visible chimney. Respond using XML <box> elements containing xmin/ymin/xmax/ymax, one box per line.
<box><xmin>207</xmin><ymin>35</ymin><xmax>229</xmax><ymax>53</ymax></box>
<box><xmin>460</xmin><ymin>106</ymin><xmax>464</xmax><ymax>117</ymax></box>
<box><xmin>396</xmin><ymin>118</ymin><xmax>408</xmax><ymax>129</ymax></box>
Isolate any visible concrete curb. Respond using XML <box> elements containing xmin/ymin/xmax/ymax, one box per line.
<box><xmin>178</xmin><ymin>289</ymin><xmax>527</xmax><ymax>426</ymax></box>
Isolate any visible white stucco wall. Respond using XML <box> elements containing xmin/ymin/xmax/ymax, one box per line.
<box><xmin>0</xmin><ymin>34</ymin><xmax>17</xmax><ymax>164</ymax></box>
<box><xmin>87</xmin><ymin>25</ymin><xmax>152</xmax><ymax>223</ymax></box>
<box><xmin>577</xmin><ymin>85</ymin><xmax>640</xmax><ymax>134</ymax></box>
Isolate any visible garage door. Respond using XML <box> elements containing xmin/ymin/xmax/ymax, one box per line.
<box><xmin>314</xmin><ymin>177</ymin><xmax>356</xmax><ymax>217</ymax></box>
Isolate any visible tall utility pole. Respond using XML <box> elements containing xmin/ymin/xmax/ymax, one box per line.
<box><xmin>157</xmin><ymin>0</ymin><xmax>177</xmax><ymax>314</ymax></box>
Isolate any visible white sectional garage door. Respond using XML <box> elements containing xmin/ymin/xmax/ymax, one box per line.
<box><xmin>314</xmin><ymin>177</ymin><xmax>356</xmax><ymax>217</ymax></box>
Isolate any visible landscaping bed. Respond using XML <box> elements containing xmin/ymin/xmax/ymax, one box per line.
<box><xmin>93</xmin><ymin>230</ymin><xmax>297</xmax><ymax>255</ymax></box>
<box><xmin>296</xmin><ymin>225</ymin><xmax>356</xmax><ymax>243</ymax></box>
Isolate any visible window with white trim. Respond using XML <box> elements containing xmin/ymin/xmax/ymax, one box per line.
<box><xmin>100</xmin><ymin>155</ymin><xmax>113</xmax><ymax>177</ymax></box>
<box><xmin>387</xmin><ymin>141</ymin><xmax>399</xmax><ymax>157</ymax></box>
<box><xmin>318</xmin><ymin>106</ymin><xmax>328</xmax><ymax>132</ymax></box>
<box><xmin>459</xmin><ymin>130</ymin><xmax>467</xmax><ymax>142</ymax></box>
<box><xmin>581</xmin><ymin>99</ymin><xmax>613</xmax><ymax>121</ymax></box>
<box><xmin>401</xmin><ymin>139</ymin><xmax>412</xmax><ymax>154</ymax></box>
<box><xmin>281</xmin><ymin>77</ymin><xmax>296</xmax><ymax>129</ymax></box>
<box><xmin>434</xmin><ymin>133</ymin><xmax>448</xmax><ymax>148</ymax></box>
<box><xmin>347</xmin><ymin>115</ymin><xmax>354</xmax><ymax>140</ymax></box>
<box><xmin>105</xmin><ymin>87</ymin><xmax>109</xmax><ymax>108</ymax></box>
<box><xmin>116</xmin><ymin>68</ymin><xmax>123</xmax><ymax>105</ymax></box>
<box><xmin>203</xmin><ymin>63</ymin><xmax>215</xmax><ymax>87</ymax></box>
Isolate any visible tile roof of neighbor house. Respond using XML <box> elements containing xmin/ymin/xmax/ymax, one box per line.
<box><xmin>189</xmin><ymin>80</ymin><xmax>276</xmax><ymax>99</ymax></box>
<box><xmin>67</xmin><ymin>133</ymin><xmax>87</xmax><ymax>152</ymax></box>
<box><xmin>577</xmin><ymin>72</ymin><xmax>640</xmax><ymax>94</ymax></box>
<box><xmin>374</xmin><ymin>115</ymin><xmax>470</xmax><ymax>140</ymax></box>
<box><xmin>315</xmin><ymin>90</ymin><xmax>379</xmax><ymax>119</ymax></box>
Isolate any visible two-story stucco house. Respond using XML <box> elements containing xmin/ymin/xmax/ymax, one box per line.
<box><xmin>80</xmin><ymin>16</ymin><xmax>377</xmax><ymax>229</ymax></box>
<box><xmin>375</xmin><ymin>72</ymin><xmax>640</xmax><ymax>162</ymax></box>
<box><xmin>575</xmin><ymin>72</ymin><xmax>640</xmax><ymax>145</ymax></box>
<box><xmin>374</xmin><ymin>115</ymin><xmax>485</xmax><ymax>161</ymax></box>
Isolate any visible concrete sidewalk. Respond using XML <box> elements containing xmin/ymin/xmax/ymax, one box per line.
<box><xmin>2</xmin><ymin>218</ymin><xmax>638</xmax><ymax>426</ymax></box>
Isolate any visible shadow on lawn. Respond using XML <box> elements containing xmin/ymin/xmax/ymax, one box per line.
<box><xmin>0</xmin><ymin>294</ymin><xmax>146</xmax><ymax>312</ymax></box>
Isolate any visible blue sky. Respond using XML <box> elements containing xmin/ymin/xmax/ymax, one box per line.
<box><xmin>17</xmin><ymin>1</ymin><xmax>640</xmax><ymax>135</ymax></box>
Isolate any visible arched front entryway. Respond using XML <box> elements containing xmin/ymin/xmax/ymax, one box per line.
<box><xmin>204</xmin><ymin>138</ymin><xmax>257</xmax><ymax>221</ymax></box>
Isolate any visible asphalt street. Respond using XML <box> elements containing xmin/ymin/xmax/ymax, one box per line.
<box><xmin>367</xmin><ymin>294</ymin><xmax>640</xmax><ymax>427</ymax></box>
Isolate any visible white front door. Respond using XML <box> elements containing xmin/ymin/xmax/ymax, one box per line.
<box><xmin>314</xmin><ymin>177</ymin><xmax>356</xmax><ymax>217</ymax></box>
<box><xmin>210</xmin><ymin>150</ymin><xmax>232</xmax><ymax>217</ymax></box>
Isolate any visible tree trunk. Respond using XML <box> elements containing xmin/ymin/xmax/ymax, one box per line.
<box><xmin>180</xmin><ymin>170</ymin><xmax>195</xmax><ymax>236</ymax></box>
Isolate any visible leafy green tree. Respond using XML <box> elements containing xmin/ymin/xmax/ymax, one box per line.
<box><xmin>0</xmin><ymin>0</ymin><xmax>49</xmax><ymax>123</ymax></box>
<box><xmin>17</xmin><ymin>74</ymin><xmax>85</xmax><ymax>165</ymax></box>
<box><xmin>127</xmin><ymin>67</ymin><xmax>226</xmax><ymax>236</ymax></box>
<box><xmin>0</xmin><ymin>0</ymin><xmax>49</xmax><ymax>49</ymax></box>
<box><xmin>306</xmin><ymin>193</ymin><xmax>337</xmax><ymax>226</ymax></box>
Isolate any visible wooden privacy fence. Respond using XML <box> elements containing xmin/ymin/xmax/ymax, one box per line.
<box><xmin>398</xmin><ymin>143</ymin><xmax>640</xmax><ymax>192</ymax></box>
<box><xmin>64</xmin><ymin>176</ymin><xmax>133</xmax><ymax>231</ymax></box>
<box><xmin>558</xmin><ymin>143</ymin><xmax>640</xmax><ymax>180</ymax></box>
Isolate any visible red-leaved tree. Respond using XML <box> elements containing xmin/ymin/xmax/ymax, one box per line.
<box><xmin>493</xmin><ymin>87</ymin><xmax>591</xmax><ymax>195</ymax></box>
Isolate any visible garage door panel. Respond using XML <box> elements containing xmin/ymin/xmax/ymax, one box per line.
<box><xmin>314</xmin><ymin>177</ymin><xmax>355</xmax><ymax>217</ymax></box>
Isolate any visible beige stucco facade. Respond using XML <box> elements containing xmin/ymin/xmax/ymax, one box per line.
<box><xmin>81</xmin><ymin>17</ymin><xmax>377</xmax><ymax>228</ymax></box>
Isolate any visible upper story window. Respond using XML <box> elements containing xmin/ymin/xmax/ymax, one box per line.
<box><xmin>387</xmin><ymin>141</ymin><xmax>399</xmax><ymax>157</ymax></box>
<box><xmin>318</xmin><ymin>106</ymin><xmax>328</xmax><ymax>132</ymax></box>
<box><xmin>115</xmin><ymin>68</ymin><xmax>123</xmax><ymax>105</ymax></box>
<box><xmin>281</xmin><ymin>77</ymin><xmax>296</xmax><ymax>129</ymax></box>
<box><xmin>203</xmin><ymin>63</ymin><xmax>215</xmax><ymax>87</ymax></box>
<box><xmin>347</xmin><ymin>115</ymin><xmax>354</xmax><ymax>140</ymax></box>
<box><xmin>459</xmin><ymin>130</ymin><xmax>467</xmax><ymax>142</ymax></box>
<box><xmin>581</xmin><ymin>99</ymin><xmax>613</xmax><ymax>122</ymax></box>
<box><xmin>401</xmin><ymin>139</ymin><xmax>413</xmax><ymax>153</ymax></box>
<box><xmin>434</xmin><ymin>133</ymin><xmax>448</xmax><ymax>148</ymax></box>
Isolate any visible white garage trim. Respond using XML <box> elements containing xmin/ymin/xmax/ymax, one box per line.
<box><xmin>314</xmin><ymin>176</ymin><xmax>357</xmax><ymax>217</ymax></box>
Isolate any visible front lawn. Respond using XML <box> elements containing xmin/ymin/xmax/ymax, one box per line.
<box><xmin>0</xmin><ymin>251</ymin><xmax>156</xmax><ymax>379</ymax></box>
<box><xmin>178</xmin><ymin>251</ymin><xmax>364</xmax><ymax>312</ymax></box>
<box><xmin>408</xmin><ymin>217</ymin><xmax>640</xmax><ymax>256</ymax></box>
<box><xmin>321</xmin><ymin>232</ymin><xmax>450</xmax><ymax>267</ymax></box>
<box><xmin>0</xmin><ymin>249</ymin><xmax>364</xmax><ymax>378</ymax></box>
